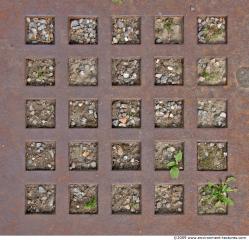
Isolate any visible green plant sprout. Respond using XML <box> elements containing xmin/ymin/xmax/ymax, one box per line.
<box><xmin>163</xmin><ymin>18</ymin><xmax>174</xmax><ymax>32</ymax></box>
<box><xmin>84</xmin><ymin>197</ymin><xmax>97</xmax><ymax>209</ymax></box>
<box><xmin>204</xmin><ymin>176</ymin><xmax>237</xmax><ymax>206</ymax></box>
<box><xmin>200</xmin><ymin>71</ymin><xmax>218</xmax><ymax>81</ymax></box>
<box><xmin>112</xmin><ymin>0</ymin><xmax>124</xmax><ymax>4</ymax></box>
<box><xmin>166</xmin><ymin>150</ymin><xmax>183</xmax><ymax>179</ymax></box>
<box><xmin>203</xmin><ymin>26</ymin><xmax>224</xmax><ymax>42</ymax></box>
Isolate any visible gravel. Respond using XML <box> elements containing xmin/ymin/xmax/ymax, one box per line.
<box><xmin>155</xmin><ymin>141</ymin><xmax>184</xmax><ymax>170</ymax></box>
<box><xmin>112</xmin><ymin>58</ymin><xmax>141</xmax><ymax>86</ymax></box>
<box><xmin>69</xmin><ymin>17</ymin><xmax>97</xmax><ymax>44</ymax></box>
<box><xmin>197</xmin><ymin>142</ymin><xmax>227</xmax><ymax>170</ymax></box>
<box><xmin>197</xmin><ymin>99</ymin><xmax>227</xmax><ymax>128</ymax></box>
<box><xmin>69</xmin><ymin>100</ymin><xmax>98</xmax><ymax>128</ymax></box>
<box><xmin>155</xmin><ymin>16</ymin><xmax>183</xmax><ymax>44</ymax></box>
<box><xmin>26</xmin><ymin>141</ymin><xmax>55</xmax><ymax>170</ymax></box>
<box><xmin>26</xmin><ymin>99</ymin><xmax>56</xmax><ymax>128</ymax></box>
<box><xmin>154</xmin><ymin>99</ymin><xmax>184</xmax><ymax>128</ymax></box>
<box><xmin>26</xmin><ymin>58</ymin><xmax>55</xmax><ymax>86</ymax></box>
<box><xmin>69</xmin><ymin>184</ymin><xmax>98</xmax><ymax>214</ymax></box>
<box><xmin>198</xmin><ymin>185</ymin><xmax>227</xmax><ymax>214</ymax></box>
<box><xmin>112</xmin><ymin>100</ymin><xmax>141</xmax><ymax>128</ymax></box>
<box><xmin>112</xmin><ymin>16</ymin><xmax>141</xmax><ymax>44</ymax></box>
<box><xmin>25</xmin><ymin>184</ymin><xmax>56</xmax><ymax>214</ymax></box>
<box><xmin>26</xmin><ymin>16</ymin><xmax>54</xmax><ymax>44</ymax></box>
<box><xmin>197</xmin><ymin>57</ymin><xmax>227</xmax><ymax>85</ymax></box>
<box><xmin>155</xmin><ymin>58</ymin><xmax>183</xmax><ymax>85</ymax></box>
<box><xmin>68</xmin><ymin>58</ymin><xmax>98</xmax><ymax>86</ymax></box>
<box><xmin>155</xmin><ymin>184</ymin><xmax>184</xmax><ymax>214</ymax></box>
<box><xmin>112</xmin><ymin>142</ymin><xmax>141</xmax><ymax>170</ymax></box>
<box><xmin>197</xmin><ymin>16</ymin><xmax>226</xmax><ymax>44</ymax></box>
<box><xmin>112</xmin><ymin>184</ymin><xmax>141</xmax><ymax>214</ymax></box>
<box><xmin>69</xmin><ymin>142</ymin><xmax>98</xmax><ymax>170</ymax></box>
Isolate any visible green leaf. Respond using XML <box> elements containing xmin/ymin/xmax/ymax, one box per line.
<box><xmin>84</xmin><ymin>197</ymin><xmax>97</xmax><ymax>209</ymax></box>
<box><xmin>166</xmin><ymin>161</ymin><xmax>176</xmax><ymax>168</ymax></box>
<box><xmin>174</xmin><ymin>151</ymin><xmax>182</xmax><ymax>162</ymax></box>
<box><xmin>226</xmin><ymin>176</ymin><xmax>236</xmax><ymax>183</ymax></box>
<box><xmin>170</xmin><ymin>166</ymin><xmax>179</xmax><ymax>179</ymax></box>
<box><xmin>223</xmin><ymin>197</ymin><xmax>234</xmax><ymax>206</ymax></box>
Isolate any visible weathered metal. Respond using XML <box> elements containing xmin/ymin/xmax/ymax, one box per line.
<box><xmin>0</xmin><ymin>0</ymin><xmax>248</xmax><ymax>235</ymax></box>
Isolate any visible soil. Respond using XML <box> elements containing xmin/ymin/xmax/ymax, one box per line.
<box><xmin>154</xmin><ymin>99</ymin><xmax>184</xmax><ymax>128</ymax></box>
<box><xmin>112</xmin><ymin>142</ymin><xmax>141</xmax><ymax>170</ymax></box>
<box><xmin>112</xmin><ymin>16</ymin><xmax>141</xmax><ymax>44</ymax></box>
<box><xmin>112</xmin><ymin>100</ymin><xmax>141</xmax><ymax>128</ymax></box>
<box><xmin>154</xmin><ymin>16</ymin><xmax>183</xmax><ymax>44</ymax></box>
<box><xmin>69</xmin><ymin>142</ymin><xmax>98</xmax><ymax>170</ymax></box>
<box><xmin>69</xmin><ymin>184</ymin><xmax>98</xmax><ymax>214</ymax></box>
<box><xmin>155</xmin><ymin>141</ymin><xmax>184</xmax><ymax>170</ymax></box>
<box><xmin>197</xmin><ymin>16</ymin><xmax>226</xmax><ymax>44</ymax></box>
<box><xmin>155</xmin><ymin>58</ymin><xmax>183</xmax><ymax>85</ymax></box>
<box><xmin>68</xmin><ymin>58</ymin><xmax>97</xmax><ymax>86</ymax></box>
<box><xmin>197</xmin><ymin>57</ymin><xmax>227</xmax><ymax>86</ymax></box>
<box><xmin>26</xmin><ymin>141</ymin><xmax>55</xmax><ymax>170</ymax></box>
<box><xmin>112</xmin><ymin>58</ymin><xmax>140</xmax><ymax>86</ymax></box>
<box><xmin>69</xmin><ymin>100</ymin><xmax>98</xmax><ymax>128</ymax></box>
<box><xmin>69</xmin><ymin>17</ymin><xmax>97</xmax><ymax>44</ymax></box>
<box><xmin>26</xmin><ymin>58</ymin><xmax>55</xmax><ymax>86</ymax></box>
<box><xmin>112</xmin><ymin>184</ymin><xmax>141</xmax><ymax>214</ymax></box>
<box><xmin>197</xmin><ymin>99</ymin><xmax>227</xmax><ymax>128</ymax></box>
<box><xmin>26</xmin><ymin>99</ymin><xmax>56</xmax><ymax>128</ymax></box>
<box><xmin>25</xmin><ymin>184</ymin><xmax>56</xmax><ymax>214</ymax></box>
<box><xmin>197</xmin><ymin>142</ymin><xmax>227</xmax><ymax>170</ymax></box>
<box><xmin>155</xmin><ymin>184</ymin><xmax>184</xmax><ymax>214</ymax></box>
<box><xmin>26</xmin><ymin>16</ymin><xmax>54</xmax><ymax>44</ymax></box>
<box><xmin>198</xmin><ymin>185</ymin><xmax>227</xmax><ymax>214</ymax></box>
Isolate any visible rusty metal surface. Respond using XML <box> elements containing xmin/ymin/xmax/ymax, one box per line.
<box><xmin>0</xmin><ymin>0</ymin><xmax>249</xmax><ymax>235</ymax></box>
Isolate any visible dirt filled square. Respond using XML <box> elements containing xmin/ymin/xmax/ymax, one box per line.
<box><xmin>69</xmin><ymin>99</ymin><xmax>98</xmax><ymax>128</ymax></box>
<box><xmin>69</xmin><ymin>17</ymin><xmax>98</xmax><ymax>44</ymax></box>
<box><xmin>154</xmin><ymin>99</ymin><xmax>184</xmax><ymax>128</ymax></box>
<box><xmin>68</xmin><ymin>58</ymin><xmax>98</xmax><ymax>86</ymax></box>
<box><xmin>112</xmin><ymin>142</ymin><xmax>141</xmax><ymax>170</ymax></box>
<box><xmin>197</xmin><ymin>142</ymin><xmax>227</xmax><ymax>170</ymax></box>
<box><xmin>26</xmin><ymin>58</ymin><xmax>55</xmax><ymax>86</ymax></box>
<box><xmin>197</xmin><ymin>99</ymin><xmax>227</xmax><ymax>128</ymax></box>
<box><xmin>112</xmin><ymin>16</ymin><xmax>141</xmax><ymax>44</ymax></box>
<box><xmin>112</xmin><ymin>58</ymin><xmax>141</xmax><ymax>86</ymax></box>
<box><xmin>25</xmin><ymin>184</ymin><xmax>56</xmax><ymax>214</ymax></box>
<box><xmin>26</xmin><ymin>99</ymin><xmax>56</xmax><ymax>128</ymax></box>
<box><xmin>69</xmin><ymin>184</ymin><xmax>98</xmax><ymax>214</ymax></box>
<box><xmin>155</xmin><ymin>141</ymin><xmax>184</xmax><ymax>170</ymax></box>
<box><xmin>197</xmin><ymin>57</ymin><xmax>227</xmax><ymax>86</ymax></box>
<box><xmin>25</xmin><ymin>16</ymin><xmax>55</xmax><ymax>44</ymax></box>
<box><xmin>112</xmin><ymin>99</ymin><xmax>141</xmax><ymax>128</ymax></box>
<box><xmin>198</xmin><ymin>185</ymin><xmax>227</xmax><ymax>214</ymax></box>
<box><xmin>25</xmin><ymin>141</ymin><xmax>55</xmax><ymax>170</ymax></box>
<box><xmin>155</xmin><ymin>57</ymin><xmax>183</xmax><ymax>85</ymax></box>
<box><xmin>69</xmin><ymin>142</ymin><xmax>98</xmax><ymax>170</ymax></box>
<box><xmin>154</xmin><ymin>16</ymin><xmax>184</xmax><ymax>44</ymax></box>
<box><xmin>155</xmin><ymin>184</ymin><xmax>184</xmax><ymax>214</ymax></box>
<box><xmin>197</xmin><ymin>16</ymin><xmax>227</xmax><ymax>44</ymax></box>
<box><xmin>112</xmin><ymin>184</ymin><xmax>141</xmax><ymax>214</ymax></box>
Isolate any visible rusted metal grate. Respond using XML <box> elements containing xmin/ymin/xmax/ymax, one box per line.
<box><xmin>0</xmin><ymin>0</ymin><xmax>249</xmax><ymax>235</ymax></box>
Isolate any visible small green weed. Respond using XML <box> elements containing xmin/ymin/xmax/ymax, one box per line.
<box><xmin>166</xmin><ymin>150</ymin><xmax>182</xmax><ymax>179</ymax></box>
<box><xmin>204</xmin><ymin>176</ymin><xmax>237</xmax><ymax>206</ymax></box>
<box><xmin>84</xmin><ymin>197</ymin><xmax>97</xmax><ymax>209</ymax></box>
<box><xmin>112</xmin><ymin>0</ymin><xmax>124</xmax><ymax>4</ymax></box>
<box><xmin>201</xmin><ymin>71</ymin><xmax>218</xmax><ymax>81</ymax></box>
<box><xmin>164</xmin><ymin>18</ymin><xmax>174</xmax><ymax>32</ymax></box>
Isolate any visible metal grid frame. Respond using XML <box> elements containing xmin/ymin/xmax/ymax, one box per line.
<box><xmin>0</xmin><ymin>0</ymin><xmax>248</xmax><ymax>235</ymax></box>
